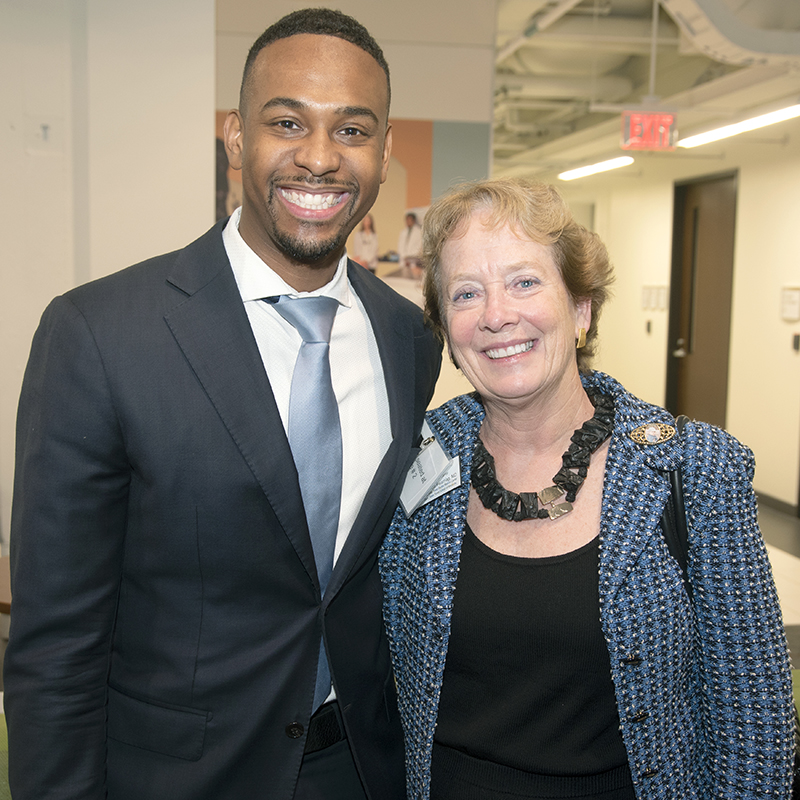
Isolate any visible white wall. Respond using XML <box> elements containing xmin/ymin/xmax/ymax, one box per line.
<box><xmin>561</xmin><ymin>122</ymin><xmax>800</xmax><ymax>507</ymax></box>
<box><xmin>81</xmin><ymin>0</ymin><xmax>215</xmax><ymax>281</ymax></box>
<box><xmin>0</xmin><ymin>0</ymin><xmax>215</xmax><ymax>547</ymax></box>
<box><xmin>595</xmin><ymin>181</ymin><xmax>675</xmax><ymax>405</ymax></box>
<box><xmin>728</xmin><ymin>148</ymin><xmax>800</xmax><ymax>505</ymax></box>
<box><xmin>0</xmin><ymin>1</ymin><xmax>74</xmax><ymax>549</ymax></box>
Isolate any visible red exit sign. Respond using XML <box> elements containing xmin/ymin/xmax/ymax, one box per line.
<box><xmin>621</xmin><ymin>111</ymin><xmax>677</xmax><ymax>150</ymax></box>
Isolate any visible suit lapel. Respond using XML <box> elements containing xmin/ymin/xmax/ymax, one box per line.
<box><xmin>163</xmin><ymin>224</ymin><xmax>318</xmax><ymax>586</ymax></box>
<box><xmin>325</xmin><ymin>263</ymin><xmax>419</xmax><ymax>598</ymax></box>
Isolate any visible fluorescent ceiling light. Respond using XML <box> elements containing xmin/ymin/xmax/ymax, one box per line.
<box><xmin>678</xmin><ymin>104</ymin><xmax>800</xmax><ymax>149</ymax></box>
<box><xmin>558</xmin><ymin>156</ymin><xmax>634</xmax><ymax>181</ymax></box>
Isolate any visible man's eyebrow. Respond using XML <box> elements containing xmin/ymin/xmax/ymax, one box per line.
<box><xmin>337</xmin><ymin>106</ymin><xmax>380</xmax><ymax>126</ymax></box>
<box><xmin>261</xmin><ymin>97</ymin><xmax>305</xmax><ymax>112</ymax></box>
<box><xmin>260</xmin><ymin>97</ymin><xmax>379</xmax><ymax>126</ymax></box>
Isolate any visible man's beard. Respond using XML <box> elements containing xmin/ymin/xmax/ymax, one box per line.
<box><xmin>267</xmin><ymin>180</ymin><xmax>358</xmax><ymax>266</ymax></box>
<box><xmin>270</xmin><ymin>221</ymin><xmax>349</xmax><ymax>266</ymax></box>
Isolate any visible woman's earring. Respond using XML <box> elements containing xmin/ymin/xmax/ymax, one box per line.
<box><xmin>576</xmin><ymin>328</ymin><xmax>587</xmax><ymax>349</ymax></box>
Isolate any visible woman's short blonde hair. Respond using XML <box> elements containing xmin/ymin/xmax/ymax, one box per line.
<box><xmin>422</xmin><ymin>178</ymin><xmax>614</xmax><ymax>372</ymax></box>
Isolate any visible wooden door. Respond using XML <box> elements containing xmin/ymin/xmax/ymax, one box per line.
<box><xmin>666</xmin><ymin>173</ymin><xmax>737</xmax><ymax>428</ymax></box>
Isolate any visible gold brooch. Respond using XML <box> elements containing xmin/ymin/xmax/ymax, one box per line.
<box><xmin>629</xmin><ymin>422</ymin><xmax>676</xmax><ymax>445</ymax></box>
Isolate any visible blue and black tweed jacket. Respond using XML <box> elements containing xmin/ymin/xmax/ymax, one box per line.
<box><xmin>379</xmin><ymin>371</ymin><xmax>795</xmax><ymax>800</ymax></box>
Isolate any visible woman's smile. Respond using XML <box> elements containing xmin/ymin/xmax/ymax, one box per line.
<box><xmin>484</xmin><ymin>340</ymin><xmax>536</xmax><ymax>360</ymax></box>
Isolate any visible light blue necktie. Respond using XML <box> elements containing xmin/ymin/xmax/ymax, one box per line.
<box><xmin>272</xmin><ymin>295</ymin><xmax>342</xmax><ymax>710</ymax></box>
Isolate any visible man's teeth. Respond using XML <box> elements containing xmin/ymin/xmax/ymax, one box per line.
<box><xmin>486</xmin><ymin>341</ymin><xmax>534</xmax><ymax>359</ymax></box>
<box><xmin>281</xmin><ymin>189</ymin><xmax>342</xmax><ymax>210</ymax></box>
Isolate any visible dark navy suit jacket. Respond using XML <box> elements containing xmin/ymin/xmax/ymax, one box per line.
<box><xmin>5</xmin><ymin>219</ymin><xmax>442</xmax><ymax>800</ymax></box>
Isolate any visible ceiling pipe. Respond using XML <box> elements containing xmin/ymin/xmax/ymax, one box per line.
<box><xmin>501</xmin><ymin>117</ymin><xmax>576</xmax><ymax>136</ymax></box>
<box><xmin>497</xmin><ymin>99</ymin><xmax>586</xmax><ymax>130</ymax></box>
<box><xmin>502</xmin><ymin>16</ymin><xmax>680</xmax><ymax>55</ymax></box>
<box><xmin>647</xmin><ymin>0</ymin><xmax>660</xmax><ymax>101</ymax></box>
<box><xmin>495</xmin><ymin>98</ymin><xmax>587</xmax><ymax>114</ymax></box>
<box><xmin>496</xmin><ymin>73</ymin><xmax>634</xmax><ymax>100</ymax></box>
<box><xmin>496</xmin><ymin>0</ymin><xmax>586</xmax><ymax>64</ymax></box>
<box><xmin>492</xmin><ymin>142</ymin><xmax>531</xmax><ymax>153</ymax></box>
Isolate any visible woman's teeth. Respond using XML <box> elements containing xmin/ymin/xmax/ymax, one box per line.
<box><xmin>486</xmin><ymin>341</ymin><xmax>534</xmax><ymax>359</ymax></box>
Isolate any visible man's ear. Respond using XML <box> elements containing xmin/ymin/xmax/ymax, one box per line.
<box><xmin>380</xmin><ymin>124</ymin><xmax>392</xmax><ymax>184</ymax></box>
<box><xmin>223</xmin><ymin>110</ymin><xmax>244</xmax><ymax>171</ymax></box>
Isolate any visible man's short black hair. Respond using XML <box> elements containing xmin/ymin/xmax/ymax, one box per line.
<box><xmin>239</xmin><ymin>7</ymin><xmax>391</xmax><ymax>114</ymax></box>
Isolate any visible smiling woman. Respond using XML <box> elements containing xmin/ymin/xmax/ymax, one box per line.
<box><xmin>379</xmin><ymin>178</ymin><xmax>796</xmax><ymax>800</ymax></box>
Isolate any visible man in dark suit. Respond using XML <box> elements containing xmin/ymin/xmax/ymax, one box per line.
<box><xmin>4</xmin><ymin>9</ymin><xmax>441</xmax><ymax>800</ymax></box>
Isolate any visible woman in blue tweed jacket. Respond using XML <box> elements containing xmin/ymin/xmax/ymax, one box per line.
<box><xmin>379</xmin><ymin>179</ymin><xmax>795</xmax><ymax>800</ymax></box>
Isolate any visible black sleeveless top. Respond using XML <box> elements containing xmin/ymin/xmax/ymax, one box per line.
<box><xmin>435</xmin><ymin>525</ymin><xmax>630</xmax><ymax>777</ymax></box>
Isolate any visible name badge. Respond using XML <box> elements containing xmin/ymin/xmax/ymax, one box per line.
<box><xmin>399</xmin><ymin>421</ymin><xmax>461</xmax><ymax>516</ymax></box>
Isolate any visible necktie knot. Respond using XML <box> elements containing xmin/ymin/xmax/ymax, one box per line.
<box><xmin>272</xmin><ymin>295</ymin><xmax>339</xmax><ymax>344</ymax></box>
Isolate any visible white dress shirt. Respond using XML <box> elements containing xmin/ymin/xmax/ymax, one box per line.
<box><xmin>222</xmin><ymin>208</ymin><xmax>392</xmax><ymax>567</ymax></box>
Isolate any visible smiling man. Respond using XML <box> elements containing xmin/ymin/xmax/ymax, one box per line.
<box><xmin>225</xmin><ymin>28</ymin><xmax>392</xmax><ymax>289</ymax></box>
<box><xmin>5</xmin><ymin>9</ymin><xmax>441</xmax><ymax>800</ymax></box>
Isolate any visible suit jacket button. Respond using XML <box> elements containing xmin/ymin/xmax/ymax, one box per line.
<box><xmin>621</xmin><ymin>654</ymin><xmax>642</xmax><ymax>667</ymax></box>
<box><xmin>285</xmin><ymin>722</ymin><xmax>305</xmax><ymax>739</ymax></box>
<box><xmin>630</xmin><ymin>711</ymin><xmax>650</xmax><ymax>723</ymax></box>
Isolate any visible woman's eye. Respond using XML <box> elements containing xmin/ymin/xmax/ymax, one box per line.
<box><xmin>452</xmin><ymin>290</ymin><xmax>476</xmax><ymax>302</ymax></box>
<box><xmin>517</xmin><ymin>278</ymin><xmax>536</xmax><ymax>289</ymax></box>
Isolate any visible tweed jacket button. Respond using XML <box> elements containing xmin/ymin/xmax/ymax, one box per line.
<box><xmin>621</xmin><ymin>654</ymin><xmax>642</xmax><ymax>667</ymax></box>
<box><xmin>630</xmin><ymin>711</ymin><xmax>650</xmax><ymax>723</ymax></box>
<box><xmin>285</xmin><ymin>722</ymin><xmax>304</xmax><ymax>739</ymax></box>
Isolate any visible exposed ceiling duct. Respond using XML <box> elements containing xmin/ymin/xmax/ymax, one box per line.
<box><xmin>661</xmin><ymin>0</ymin><xmax>800</xmax><ymax>67</ymax></box>
<box><xmin>508</xmin><ymin>15</ymin><xmax>680</xmax><ymax>62</ymax></box>
<box><xmin>497</xmin><ymin>0</ymin><xmax>587</xmax><ymax>63</ymax></box>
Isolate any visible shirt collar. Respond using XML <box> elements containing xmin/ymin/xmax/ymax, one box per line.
<box><xmin>223</xmin><ymin>207</ymin><xmax>352</xmax><ymax>307</ymax></box>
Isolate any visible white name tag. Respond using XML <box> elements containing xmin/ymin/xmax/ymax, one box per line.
<box><xmin>399</xmin><ymin>421</ymin><xmax>461</xmax><ymax>516</ymax></box>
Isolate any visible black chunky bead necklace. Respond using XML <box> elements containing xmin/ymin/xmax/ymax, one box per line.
<box><xmin>471</xmin><ymin>393</ymin><xmax>615</xmax><ymax>522</ymax></box>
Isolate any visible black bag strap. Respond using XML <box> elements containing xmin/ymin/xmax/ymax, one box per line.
<box><xmin>660</xmin><ymin>415</ymin><xmax>692</xmax><ymax>601</ymax></box>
